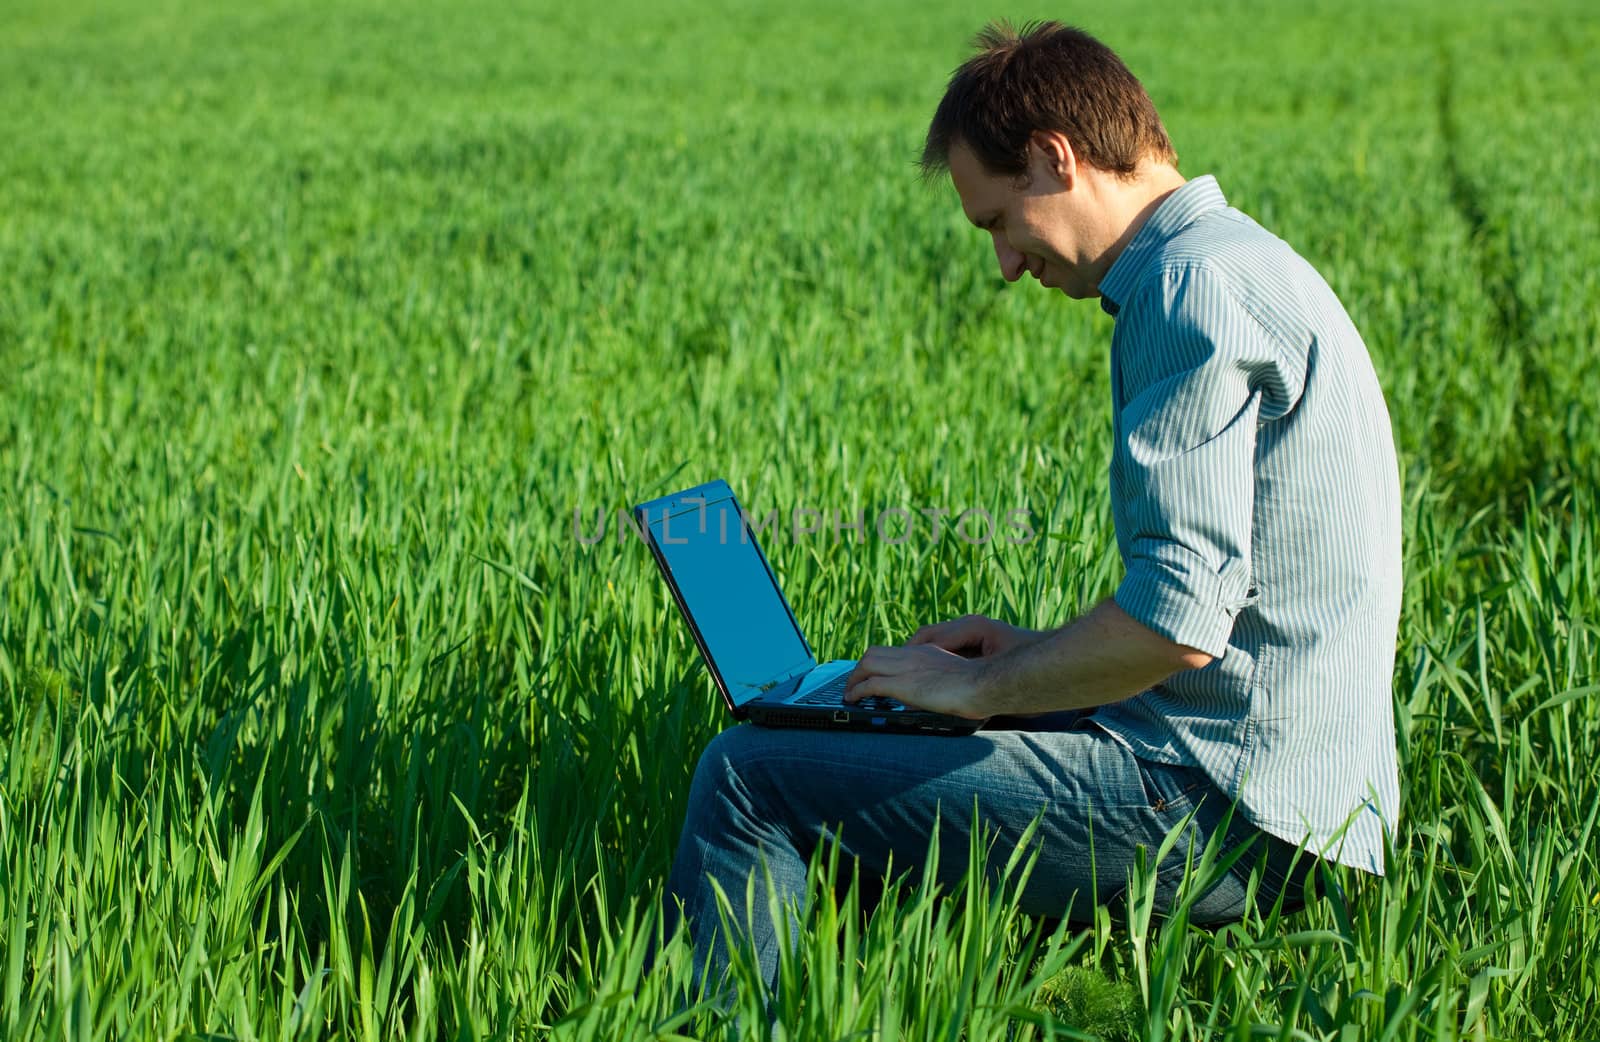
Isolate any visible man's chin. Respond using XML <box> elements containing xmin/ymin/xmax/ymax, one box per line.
<box><xmin>1037</xmin><ymin>272</ymin><xmax>1090</xmax><ymax>298</ymax></box>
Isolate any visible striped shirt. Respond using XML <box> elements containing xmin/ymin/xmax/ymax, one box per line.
<box><xmin>1088</xmin><ymin>175</ymin><xmax>1402</xmax><ymax>875</ymax></box>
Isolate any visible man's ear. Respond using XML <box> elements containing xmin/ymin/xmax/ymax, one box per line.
<box><xmin>1028</xmin><ymin>130</ymin><xmax>1078</xmax><ymax>188</ymax></box>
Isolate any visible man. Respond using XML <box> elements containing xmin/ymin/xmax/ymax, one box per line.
<box><xmin>663</xmin><ymin>21</ymin><xmax>1401</xmax><ymax>996</ymax></box>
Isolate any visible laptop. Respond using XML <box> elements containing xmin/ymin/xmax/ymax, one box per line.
<box><xmin>633</xmin><ymin>479</ymin><xmax>983</xmax><ymax>735</ymax></box>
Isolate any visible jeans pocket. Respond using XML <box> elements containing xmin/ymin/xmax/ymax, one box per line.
<box><xmin>1218</xmin><ymin>823</ymin><xmax>1317</xmax><ymax>907</ymax></box>
<box><xmin>1134</xmin><ymin>759</ymin><xmax>1209</xmax><ymax>813</ymax></box>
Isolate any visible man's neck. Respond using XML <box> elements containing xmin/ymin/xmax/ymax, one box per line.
<box><xmin>1092</xmin><ymin>162</ymin><xmax>1188</xmax><ymax>292</ymax></box>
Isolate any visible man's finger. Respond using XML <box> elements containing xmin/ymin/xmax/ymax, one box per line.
<box><xmin>845</xmin><ymin>673</ymin><xmax>924</xmax><ymax>710</ymax></box>
<box><xmin>844</xmin><ymin>650</ymin><xmax>895</xmax><ymax>695</ymax></box>
<box><xmin>843</xmin><ymin>675</ymin><xmax>880</xmax><ymax>702</ymax></box>
<box><xmin>857</xmin><ymin>644</ymin><xmax>924</xmax><ymax>671</ymax></box>
<box><xmin>854</xmin><ymin>644</ymin><xmax>958</xmax><ymax>685</ymax></box>
<box><xmin>910</xmin><ymin>617</ymin><xmax>985</xmax><ymax>652</ymax></box>
<box><xmin>909</xmin><ymin>618</ymin><xmax>962</xmax><ymax>645</ymax></box>
<box><xmin>845</xmin><ymin>673</ymin><xmax>892</xmax><ymax>702</ymax></box>
<box><xmin>844</xmin><ymin>652</ymin><xmax>915</xmax><ymax>701</ymax></box>
<box><xmin>847</xmin><ymin>645</ymin><xmax>892</xmax><ymax>685</ymax></box>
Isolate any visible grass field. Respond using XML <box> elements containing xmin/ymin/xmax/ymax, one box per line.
<box><xmin>4</xmin><ymin>0</ymin><xmax>1600</xmax><ymax>1038</ymax></box>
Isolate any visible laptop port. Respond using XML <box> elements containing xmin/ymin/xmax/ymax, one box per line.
<box><xmin>871</xmin><ymin>717</ymin><xmax>886</xmax><ymax>726</ymax></box>
<box><xmin>833</xmin><ymin>710</ymin><xmax>850</xmax><ymax>723</ymax></box>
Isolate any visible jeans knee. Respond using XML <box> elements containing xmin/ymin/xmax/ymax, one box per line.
<box><xmin>690</xmin><ymin>725</ymin><xmax>787</xmax><ymax>806</ymax></box>
<box><xmin>698</xmin><ymin>724</ymin><xmax>761</xmax><ymax>778</ymax></box>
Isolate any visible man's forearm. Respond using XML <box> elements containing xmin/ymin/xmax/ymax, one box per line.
<box><xmin>973</xmin><ymin>598</ymin><xmax>1213</xmax><ymax>716</ymax></box>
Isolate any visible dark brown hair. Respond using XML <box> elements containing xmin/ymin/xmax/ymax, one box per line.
<box><xmin>921</xmin><ymin>21</ymin><xmax>1177</xmax><ymax>181</ymax></box>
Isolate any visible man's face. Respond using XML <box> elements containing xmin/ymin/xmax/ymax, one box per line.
<box><xmin>948</xmin><ymin>138</ymin><xmax>1098</xmax><ymax>299</ymax></box>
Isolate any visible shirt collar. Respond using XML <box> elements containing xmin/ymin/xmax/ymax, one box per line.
<box><xmin>1098</xmin><ymin>174</ymin><xmax>1227</xmax><ymax>317</ymax></box>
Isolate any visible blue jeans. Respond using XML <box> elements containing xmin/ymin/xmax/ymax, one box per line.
<box><xmin>662</xmin><ymin>711</ymin><xmax>1314</xmax><ymax>994</ymax></box>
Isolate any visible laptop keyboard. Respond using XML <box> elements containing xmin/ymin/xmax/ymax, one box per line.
<box><xmin>794</xmin><ymin>672</ymin><xmax>907</xmax><ymax>711</ymax></box>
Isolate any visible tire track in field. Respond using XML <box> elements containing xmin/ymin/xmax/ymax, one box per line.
<box><xmin>1434</xmin><ymin>48</ymin><xmax>1550</xmax><ymax>494</ymax></box>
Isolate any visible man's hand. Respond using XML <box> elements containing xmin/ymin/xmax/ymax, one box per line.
<box><xmin>907</xmin><ymin>614</ymin><xmax>1047</xmax><ymax>659</ymax></box>
<box><xmin>842</xmin><ymin>614</ymin><xmax>1043</xmax><ymax>718</ymax></box>
<box><xmin>841</xmin><ymin>600</ymin><xmax>1214</xmax><ymax>721</ymax></box>
<box><xmin>842</xmin><ymin>643</ymin><xmax>990</xmax><ymax>720</ymax></box>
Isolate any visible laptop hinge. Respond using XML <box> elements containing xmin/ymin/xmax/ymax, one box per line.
<box><xmin>770</xmin><ymin>657</ymin><xmax>814</xmax><ymax>687</ymax></box>
<box><xmin>757</xmin><ymin>661</ymin><xmax>814</xmax><ymax>703</ymax></box>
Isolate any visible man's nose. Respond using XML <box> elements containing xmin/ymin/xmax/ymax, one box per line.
<box><xmin>993</xmin><ymin>237</ymin><xmax>1025</xmax><ymax>282</ymax></box>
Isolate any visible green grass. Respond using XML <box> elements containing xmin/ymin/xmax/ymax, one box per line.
<box><xmin>3</xmin><ymin>0</ymin><xmax>1599</xmax><ymax>1037</ymax></box>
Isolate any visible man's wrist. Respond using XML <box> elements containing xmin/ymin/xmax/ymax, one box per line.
<box><xmin>972</xmin><ymin>639</ymin><xmax>1035</xmax><ymax>717</ymax></box>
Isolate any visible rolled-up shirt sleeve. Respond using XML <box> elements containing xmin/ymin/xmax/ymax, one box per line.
<box><xmin>1111</xmin><ymin>261</ymin><xmax>1306</xmax><ymax>658</ymax></box>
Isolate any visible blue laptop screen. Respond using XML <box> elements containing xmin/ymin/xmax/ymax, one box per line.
<box><xmin>647</xmin><ymin>493</ymin><xmax>813</xmax><ymax>706</ymax></box>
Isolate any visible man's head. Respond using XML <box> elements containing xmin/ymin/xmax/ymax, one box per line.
<box><xmin>923</xmin><ymin>22</ymin><xmax>1183</xmax><ymax>299</ymax></box>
